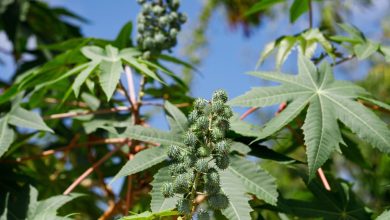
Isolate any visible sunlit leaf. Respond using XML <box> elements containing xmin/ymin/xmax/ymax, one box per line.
<box><xmin>229</xmin><ymin>54</ymin><xmax>390</xmax><ymax>179</ymax></box>
<box><xmin>220</xmin><ymin>169</ymin><xmax>253</xmax><ymax>220</ymax></box>
<box><xmin>0</xmin><ymin>117</ymin><xmax>15</xmax><ymax>157</ymax></box>
<box><xmin>8</xmin><ymin>107</ymin><xmax>53</xmax><ymax>133</ymax></box>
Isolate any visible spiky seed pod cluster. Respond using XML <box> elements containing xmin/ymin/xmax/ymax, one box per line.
<box><xmin>161</xmin><ymin>90</ymin><xmax>233</xmax><ymax>216</ymax></box>
<box><xmin>136</xmin><ymin>0</ymin><xmax>187</xmax><ymax>59</ymax></box>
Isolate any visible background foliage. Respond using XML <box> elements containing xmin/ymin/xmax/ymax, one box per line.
<box><xmin>0</xmin><ymin>0</ymin><xmax>390</xmax><ymax>219</ymax></box>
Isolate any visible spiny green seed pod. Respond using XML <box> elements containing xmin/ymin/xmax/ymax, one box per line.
<box><xmin>178</xmin><ymin>13</ymin><xmax>187</xmax><ymax>23</ymax></box>
<box><xmin>197</xmin><ymin>209</ymin><xmax>210</xmax><ymax>220</ymax></box>
<box><xmin>215</xmin><ymin>154</ymin><xmax>229</xmax><ymax>170</ymax></box>
<box><xmin>169</xmin><ymin>0</ymin><xmax>180</xmax><ymax>10</ymax></box>
<box><xmin>182</xmin><ymin>153</ymin><xmax>196</xmax><ymax>167</ymax></box>
<box><xmin>206</xmin><ymin>168</ymin><xmax>220</xmax><ymax>185</ymax></box>
<box><xmin>188</xmin><ymin>110</ymin><xmax>199</xmax><ymax>123</ymax></box>
<box><xmin>142</xmin><ymin>3</ymin><xmax>152</xmax><ymax>12</ymax></box>
<box><xmin>169</xmin><ymin>163</ymin><xmax>186</xmax><ymax>175</ymax></box>
<box><xmin>184</xmin><ymin>131</ymin><xmax>197</xmax><ymax>146</ymax></box>
<box><xmin>161</xmin><ymin>182</ymin><xmax>174</xmax><ymax>198</ymax></box>
<box><xmin>195</xmin><ymin>159</ymin><xmax>209</xmax><ymax>173</ymax></box>
<box><xmin>154</xmin><ymin>33</ymin><xmax>166</xmax><ymax>44</ymax></box>
<box><xmin>211</xmin><ymin>100</ymin><xmax>224</xmax><ymax>114</ymax></box>
<box><xmin>185</xmin><ymin>171</ymin><xmax>195</xmax><ymax>184</ymax></box>
<box><xmin>142</xmin><ymin>37</ymin><xmax>154</xmax><ymax>49</ymax></box>
<box><xmin>197</xmin><ymin>146</ymin><xmax>211</xmax><ymax>157</ymax></box>
<box><xmin>208</xmin><ymin>193</ymin><xmax>229</xmax><ymax>210</ymax></box>
<box><xmin>158</xmin><ymin>15</ymin><xmax>169</xmax><ymax>26</ymax></box>
<box><xmin>204</xmin><ymin>182</ymin><xmax>220</xmax><ymax>195</ymax></box>
<box><xmin>167</xmin><ymin>145</ymin><xmax>182</xmax><ymax>159</ymax></box>
<box><xmin>212</xmin><ymin>89</ymin><xmax>228</xmax><ymax>103</ymax></box>
<box><xmin>215</xmin><ymin>140</ymin><xmax>230</xmax><ymax>154</ymax></box>
<box><xmin>194</xmin><ymin>98</ymin><xmax>208</xmax><ymax>110</ymax></box>
<box><xmin>215</xmin><ymin>119</ymin><xmax>229</xmax><ymax>132</ymax></box>
<box><xmin>169</xmin><ymin>28</ymin><xmax>178</xmax><ymax>38</ymax></box>
<box><xmin>173</xmin><ymin>174</ymin><xmax>191</xmax><ymax>193</ymax></box>
<box><xmin>211</xmin><ymin>128</ymin><xmax>224</xmax><ymax>141</ymax></box>
<box><xmin>177</xmin><ymin>198</ymin><xmax>191</xmax><ymax>214</ymax></box>
<box><xmin>222</xmin><ymin>106</ymin><xmax>233</xmax><ymax>119</ymax></box>
<box><xmin>152</xmin><ymin>5</ymin><xmax>164</xmax><ymax>15</ymax></box>
<box><xmin>195</xmin><ymin>116</ymin><xmax>209</xmax><ymax>130</ymax></box>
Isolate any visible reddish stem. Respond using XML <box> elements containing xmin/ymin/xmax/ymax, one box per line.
<box><xmin>317</xmin><ymin>168</ymin><xmax>331</xmax><ymax>191</ymax></box>
<box><xmin>240</xmin><ymin>107</ymin><xmax>259</xmax><ymax>120</ymax></box>
<box><xmin>63</xmin><ymin>143</ymin><xmax>127</xmax><ymax>195</ymax></box>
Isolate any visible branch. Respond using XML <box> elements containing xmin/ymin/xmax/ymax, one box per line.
<box><xmin>332</xmin><ymin>55</ymin><xmax>356</xmax><ymax>66</ymax></box>
<box><xmin>240</xmin><ymin>107</ymin><xmax>259</xmax><ymax>120</ymax></box>
<box><xmin>63</xmin><ymin>142</ymin><xmax>128</xmax><ymax>195</ymax></box>
<box><xmin>308</xmin><ymin>0</ymin><xmax>313</xmax><ymax>29</ymax></box>
<box><xmin>125</xmin><ymin>65</ymin><xmax>137</xmax><ymax>105</ymax></box>
<box><xmin>1</xmin><ymin>138</ymin><xmax>130</xmax><ymax>163</ymax></box>
<box><xmin>43</xmin><ymin>106</ymin><xmax>132</xmax><ymax>120</ymax></box>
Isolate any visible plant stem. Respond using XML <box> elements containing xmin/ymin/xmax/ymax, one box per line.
<box><xmin>63</xmin><ymin>142</ymin><xmax>127</xmax><ymax>195</ymax></box>
<box><xmin>0</xmin><ymin>138</ymin><xmax>130</xmax><ymax>163</ymax></box>
<box><xmin>187</xmin><ymin>172</ymin><xmax>201</xmax><ymax>219</ymax></box>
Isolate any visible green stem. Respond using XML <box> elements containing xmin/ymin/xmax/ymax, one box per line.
<box><xmin>186</xmin><ymin>171</ymin><xmax>201</xmax><ymax>219</ymax></box>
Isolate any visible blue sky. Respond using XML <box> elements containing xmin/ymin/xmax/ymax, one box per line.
<box><xmin>2</xmin><ymin>0</ymin><xmax>389</xmax><ymax>100</ymax></box>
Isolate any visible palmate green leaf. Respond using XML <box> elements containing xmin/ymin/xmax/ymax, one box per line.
<box><xmin>278</xmin><ymin>177</ymin><xmax>371</xmax><ymax>220</ymax></box>
<box><xmin>230</xmin><ymin>142</ymin><xmax>251</xmax><ymax>155</ymax></box>
<box><xmin>338</xmin><ymin>23</ymin><xmax>365</xmax><ymax>41</ymax></box>
<box><xmin>114</xmin><ymin>21</ymin><xmax>133</xmax><ymax>48</ymax></box>
<box><xmin>120</xmin><ymin>210</ymin><xmax>179</xmax><ymax>220</ymax></box>
<box><xmin>164</xmin><ymin>101</ymin><xmax>188</xmax><ymax>133</ymax></box>
<box><xmin>229</xmin><ymin>54</ymin><xmax>390</xmax><ymax>180</ymax></box>
<box><xmin>99</xmin><ymin>60</ymin><xmax>123</xmax><ymax>100</ymax></box>
<box><xmin>220</xmin><ymin>169</ymin><xmax>253</xmax><ymax>220</ymax></box>
<box><xmin>359</xmin><ymin>96</ymin><xmax>390</xmax><ymax>111</ymax></box>
<box><xmin>72</xmin><ymin>61</ymin><xmax>99</xmax><ymax>97</ymax></box>
<box><xmin>302</xmin><ymin>96</ymin><xmax>341</xmax><ymax>178</ymax></box>
<box><xmin>28</xmin><ymin>187</ymin><xmax>82</xmax><ymax>220</ymax></box>
<box><xmin>244</xmin><ymin>0</ymin><xmax>285</xmax><ymax>16</ymax></box>
<box><xmin>123</xmin><ymin>57</ymin><xmax>166</xmax><ymax>85</ymax></box>
<box><xmin>377</xmin><ymin>210</ymin><xmax>390</xmax><ymax>220</ymax></box>
<box><xmin>122</xmin><ymin>125</ymin><xmax>183</xmax><ymax>146</ymax></box>
<box><xmin>8</xmin><ymin>107</ymin><xmax>53</xmax><ymax>133</ymax></box>
<box><xmin>150</xmin><ymin>166</ymin><xmax>178</xmax><ymax>213</ymax></box>
<box><xmin>2</xmin><ymin>185</ymin><xmax>80</xmax><ymax>220</ymax></box>
<box><xmin>289</xmin><ymin>0</ymin><xmax>309</xmax><ymax>23</ymax></box>
<box><xmin>327</xmin><ymin>96</ymin><xmax>390</xmax><ymax>153</ymax></box>
<box><xmin>228</xmin><ymin>155</ymin><xmax>278</xmax><ymax>205</ymax></box>
<box><xmin>354</xmin><ymin>40</ymin><xmax>379</xmax><ymax>60</ymax></box>
<box><xmin>276</xmin><ymin>36</ymin><xmax>296</xmax><ymax>69</ymax></box>
<box><xmin>380</xmin><ymin>45</ymin><xmax>390</xmax><ymax>62</ymax></box>
<box><xmin>111</xmin><ymin>146</ymin><xmax>168</xmax><ymax>182</ymax></box>
<box><xmin>256</xmin><ymin>29</ymin><xmax>334</xmax><ymax>68</ymax></box>
<box><xmin>230</xmin><ymin>113</ymin><xmax>262</xmax><ymax>137</ymax></box>
<box><xmin>0</xmin><ymin>117</ymin><xmax>15</xmax><ymax>157</ymax></box>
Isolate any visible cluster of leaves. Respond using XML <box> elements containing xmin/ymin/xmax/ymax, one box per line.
<box><xmin>0</xmin><ymin>185</ymin><xmax>80</xmax><ymax>220</ymax></box>
<box><xmin>136</xmin><ymin>0</ymin><xmax>187</xmax><ymax>59</ymax></box>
